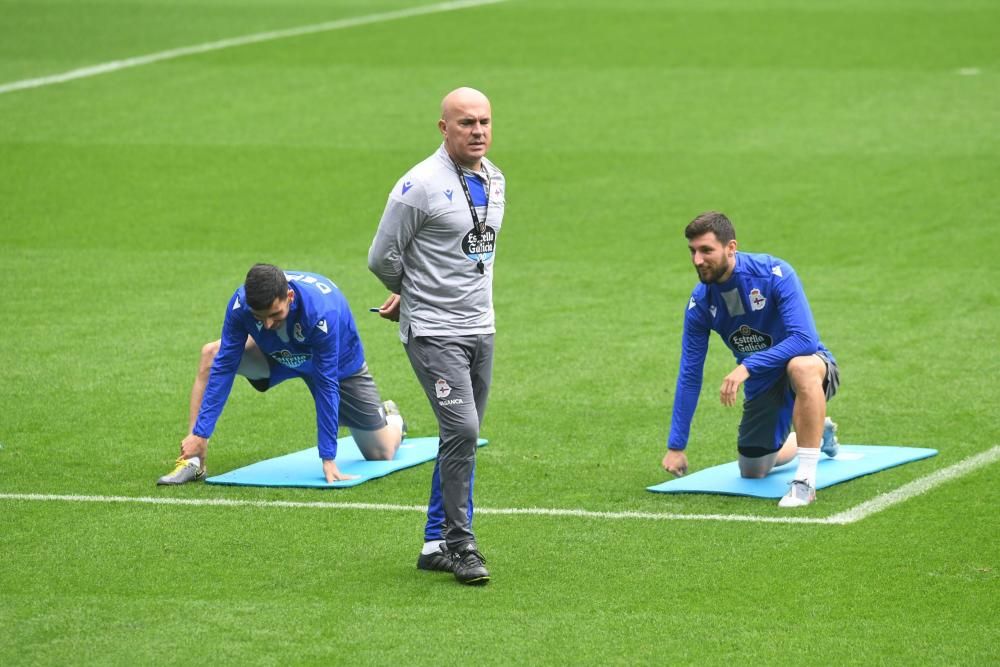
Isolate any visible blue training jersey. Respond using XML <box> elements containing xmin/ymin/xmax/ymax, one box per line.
<box><xmin>667</xmin><ymin>252</ymin><xmax>834</xmax><ymax>450</ymax></box>
<box><xmin>192</xmin><ymin>271</ymin><xmax>367</xmax><ymax>460</ymax></box>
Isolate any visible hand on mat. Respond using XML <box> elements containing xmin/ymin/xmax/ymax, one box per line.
<box><xmin>377</xmin><ymin>293</ymin><xmax>400</xmax><ymax>321</ymax></box>
<box><xmin>662</xmin><ymin>449</ymin><xmax>688</xmax><ymax>477</ymax></box>
<box><xmin>720</xmin><ymin>364</ymin><xmax>749</xmax><ymax>407</ymax></box>
<box><xmin>323</xmin><ymin>459</ymin><xmax>359</xmax><ymax>483</ymax></box>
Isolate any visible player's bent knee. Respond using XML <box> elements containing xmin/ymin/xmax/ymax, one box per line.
<box><xmin>200</xmin><ymin>341</ymin><xmax>221</xmax><ymax>363</ymax></box>
<box><xmin>353</xmin><ymin>428</ymin><xmax>398</xmax><ymax>461</ymax></box>
<box><xmin>197</xmin><ymin>341</ymin><xmax>221</xmax><ymax>374</ymax></box>
<box><xmin>786</xmin><ymin>355</ymin><xmax>824</xmax><ymax>390</ymax></box>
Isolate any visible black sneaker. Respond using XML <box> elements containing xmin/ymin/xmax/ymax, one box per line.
<box><xmin>416</xmin><ymin>544</ymin><xmax>453</xmax><ymax>572</ymax></box>
<box><xmin>452</xmin><ymin>545</ymin><xmax>490</xmax><ymax>586</ymax></box>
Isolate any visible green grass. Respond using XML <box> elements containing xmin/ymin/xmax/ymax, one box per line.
<box><xmin>2</xmin><ymin>0</ymin><xmax>998</xmax><ymax>664</ymax></box>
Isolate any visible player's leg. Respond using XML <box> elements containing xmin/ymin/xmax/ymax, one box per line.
<box><xmin>778</xmin><ymin>354</ymin><xmax>830</xmax><ymax>507</ymax></box>
<box><xmin>738</xmin><ymin>375</ymin><xmax>795</xmax><ymax>478</ymax></box>
<box><xmin>339</xmin><ymin>365</ymin><xmax>405</xmax><ymax>461</ymax></box>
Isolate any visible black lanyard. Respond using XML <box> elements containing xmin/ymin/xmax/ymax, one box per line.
<box><xmin>454</xmin><ymin>162</ymin><xmax>490</xmax><ymax>274</ymax></box>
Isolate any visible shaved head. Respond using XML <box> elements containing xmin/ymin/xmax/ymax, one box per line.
<box><xmin>438</xmin><ymin>87</ymin><xmax>492</xmax><ymax>171</ymax></box>
<box><xmin>441</xmin><ymin>87</ymin><xmax>490</xmax><ymax>119</ymax></box>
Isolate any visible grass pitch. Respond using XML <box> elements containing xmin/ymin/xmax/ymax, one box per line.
<box><xmin>1</xmin><ymin>0</ymin><xmax>998</xmax><ymax>664</ymax></box>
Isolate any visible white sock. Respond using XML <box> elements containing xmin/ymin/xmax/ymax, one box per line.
<box><xmin>421</xmin><ymin>540</ymin><xmax>444</xmax><ymax>555</ymax></box>
<box><xmin>186</xmin><ymin>456</ymin><xmax>201</xmax><ymax>468</ymax></box>
<box><xmin>794</xmin><ymin>448</ymin><xmax>820</xmax><ymax>487</ymax></box>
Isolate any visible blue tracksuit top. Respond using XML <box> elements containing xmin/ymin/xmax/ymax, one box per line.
<box><xmin>667</xmin><ymin>252</ymin><xmax>834</xmax><ymax>450</ymax></box>
<box><xmin>192</xmin><ymin>271</ymin><xmax>366</xmax><ymax>459</ymax></box>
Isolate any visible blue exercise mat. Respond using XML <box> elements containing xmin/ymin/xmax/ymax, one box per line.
<box><xmin>647</xmin><ymin>445</ymin><xmax>937</xmax><ymax>498</ymax></box>
<box><xmin>206</xmin><ymin>436</ymin><xmax>487</xmax><ymax>489</ymax></box>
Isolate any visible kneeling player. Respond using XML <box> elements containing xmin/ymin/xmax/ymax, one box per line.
<box><xmin>661</xmin><ymin>212</ymin><xmax>840</xmax><ymax>507</ymax></box>
<box><xmin>157</xmin><ymin>263</ymin><xmax>405</xmax><ymax>485</ymax></box>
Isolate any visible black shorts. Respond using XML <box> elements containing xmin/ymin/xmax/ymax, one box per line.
<box><xmin>246</xmin><ymin>363</ymin><xmax>387</xmax><ymax>431</ymax></box>
<box><xmin>737</xmin><ymin>350</ymin><xmax>840</xmax><ymax>458</ymax></box>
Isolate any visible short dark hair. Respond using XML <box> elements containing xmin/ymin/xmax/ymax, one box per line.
<box><xmin>244</xmin><ymin>263</ymin><xmax>289</xmax><ymax>311</ymax></box>
<box><xmin>685</xmin><ymin>211</ymin><xmax>736</xmax><ymax>245</ymax></box>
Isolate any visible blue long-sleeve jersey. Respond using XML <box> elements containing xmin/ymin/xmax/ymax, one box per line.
<box><xmin>192</xmin><ymin>271</ymin><xmax>367</xmax><ymax>460</ymax></box>
<box><xmin>667</xmin><ymin>252</ymin><xmax>834</xmax><ymax>450</ymax></box>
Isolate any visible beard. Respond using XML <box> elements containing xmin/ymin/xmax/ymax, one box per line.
<box><xmin>696</xmin><ymin>262</ymin><xmax>729</xmax><ymax>284</ymax></box>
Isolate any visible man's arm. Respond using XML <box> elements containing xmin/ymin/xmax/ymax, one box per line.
<box><xmin>307</xmin><ymin>310</ymin><xmax>358</xmax><ymax>482</ymax></box>
<box><xmin>368</xmin><ymin>195</ymin><xmax>426</xmax><ymax>294</ymax></box>
<box><xmin>741</xmin><ymin>268</ymin><xmax>820</xmax><ymax>376</ymax></box>
<box><xmin>664</xmin><ymin>298</ymin><xmax>711</xmax><ymax>476</ymax></box>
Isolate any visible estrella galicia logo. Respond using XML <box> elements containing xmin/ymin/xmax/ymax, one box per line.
<box><xmin>270</xmin><ymin>349</ymin><xmax>310</xmax><ymax>369</ymax></box>
<box><xmin>462</xmin><ymin>226</ymin><xmax>496</xmax><ymax>263</ymax></box>
<box><xmin>728</xmin><ymin>325</ymin><xmax>773</xmax><ymax>354</ymax></box>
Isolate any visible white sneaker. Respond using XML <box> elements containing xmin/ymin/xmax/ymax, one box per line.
<box><xmin>821</xmin><ymin>417</ymin><xmax>839</xmax><ymax>458</ymax></box>
<box><xmin>778</xmin><ymin>479</ymin><xmax>816</xmax><ymax>508</ymax></box>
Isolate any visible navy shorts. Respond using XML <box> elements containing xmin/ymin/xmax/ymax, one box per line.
<box><xmin>737</xmin><ymin>350</ymin><xmax>840</xmax><ymax>458</ymax></box>
<box><xmin>247</xmin><ymin>363</ymin><xmax>387</xmax><ymax>431</ymax></box>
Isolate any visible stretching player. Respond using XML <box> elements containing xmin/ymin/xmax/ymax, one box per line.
<box><xmin>662</xmin><ymin>212</ymin><xmax>840</xmax><ymax>507</ymax></box>
<box><xmin>157</xmin><ymin>264</ymin><xmax>405</xmax><ymax>485</ymax></box>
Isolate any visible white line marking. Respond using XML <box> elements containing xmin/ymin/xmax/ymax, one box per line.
<box><xmin>0</xmin><ymin>0</ymin><xmax>506</xmax><ymax>96</ymax></box>
<box><xmin>2</xmin><ymin>446</ymin><xmax>995</xmax><ymax>525</ymax></box>
<box><xmin>0</xmin><ymin>493</ymin><xmax>827</xmax><ymax>524</ymax></box>
<box><xmin>957</xmin><ymin>67</ymin><xmax>981</xmax><ymax>76</ymax></box>
<box><xmin>826</xmin><ymin>444</ymin><xmax>1000</xmax><ymax>525</ymax></box>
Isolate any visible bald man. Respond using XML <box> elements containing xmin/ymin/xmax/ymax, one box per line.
<box><xmin>368</xmin><ymin>87</ymin><xmax>505</xmax><ymax>585</ymax></box>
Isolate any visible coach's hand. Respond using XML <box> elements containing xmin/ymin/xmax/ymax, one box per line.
<box><xmin>662</xmin><ymin>449</ymin><xmax>688</xmax><ymax>477</ymax></box>
<box><xmin>378</xmin><ymin>293</ymin><xmax>400</xmax><ymax>322</ymax></box>
<box><xmin>720</xmin><ymin>364</ymin><xmax>750</xmax><ymax>407</ymax></box>
<box><xmin>323</xmin><ymin>459</ymin><xmax>360</xmax><ymax>483</ymax></box>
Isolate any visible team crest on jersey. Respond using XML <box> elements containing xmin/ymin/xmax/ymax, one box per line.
<box><xmin>435</xmin><ymin>379</ymin><xmax>452</xmax><ymax>399</ymax></box>
<box><xmin>270</xmin><ymin>349</ymin><xmax>310</xmax><ymax>369</ymax></box>
<box><xmin>728</xmin><ymin>325</ymin><xmax>773</xmax><ymax>354</ymax></box>
<box><xmin>749</xmin><ymin>288</ymin><xmax>767</xmax><ymax>311</ymax></box>
<box><xmin>462</xmin><ymin>226</ymin><xmax>496</xmax><ymax>263</ymax></box>
<box><xmin>293</xmin><ymin>323</ymin><xmax>305</xmax><ymax>342</ymax></box>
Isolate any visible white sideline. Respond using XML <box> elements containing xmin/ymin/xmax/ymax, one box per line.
<box><xmin>1</xmin><ymin>446</ymin><xmax>996</xmax><ymax>525</ymax></box>
<box><xmin>0</xmin><ymin>0</ymin><xmax>507</xmax><ymax>96</ymax></box>
<box><xmin>826</xmin><ymin>444</ymin><xmax>1000</xmax><ymax>525</ymax></box>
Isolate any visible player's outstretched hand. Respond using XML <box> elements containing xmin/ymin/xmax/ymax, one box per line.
<box><xmin>662</xmin><ymin>449</ymin><xmax>688</xmax><ymax>477</ymax></box>
<box><xmin>378</xmin><ymin>293</ymin><xmax>400</xmax><ymax>321</ymax></box>
<box><xmin>323</xmin><ymin>459</ymin><xmax>360</xmax><ymax>483</ymax></box>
